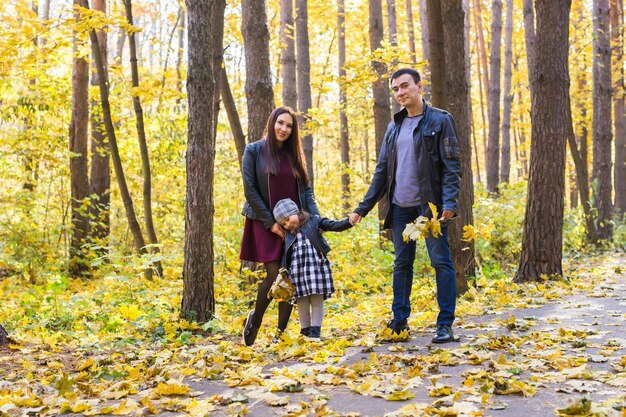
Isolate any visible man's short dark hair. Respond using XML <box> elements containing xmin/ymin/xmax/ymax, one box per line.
<box><xmin>390</xmin><ymin>68</ymin><xmax>421</xmax><ymax>84</ymax></box>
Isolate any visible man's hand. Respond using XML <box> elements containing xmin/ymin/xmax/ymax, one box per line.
<box><xmin>440</xmin><ymin>210</ymin><xmax>456</xmax><ymax>223</ymax></box>
<box><xmin>271</xmin><ymin>223</ymin><xmax>285</xmax><ymax>239</ymax></box>
<box><xmin>349</xmin><ymin>212</ymin><xmax>362</xmax><ymax>226</ymax></box>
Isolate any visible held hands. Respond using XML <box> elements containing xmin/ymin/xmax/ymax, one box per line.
<box><xmin>349</xmin><ymin>212</ymin><xmax>362</xmax><ymax>226</ymax></box>
<box><xmin>271</xmin><ymin>223</ymin><xmax>286</xmax><ymax>239</ymax></box>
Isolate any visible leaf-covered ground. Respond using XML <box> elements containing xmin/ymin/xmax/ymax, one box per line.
<box><xmin>1</xmin><ymin>251</ymin><xmax>625</xmax><ymax>416</ymax></box>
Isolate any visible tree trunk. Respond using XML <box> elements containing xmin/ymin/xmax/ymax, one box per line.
<box><xmin>221</xmin><ymin>65</ymin><xmax>246</xmax><ymax>166</ymax></box>
<box><xmin>522</xmin><ymin>0</ymin><xmax>536</xmax><ymax>87</ymax></box>
<box><xmin>182</xmin><ymin>0</ymin><xmax>225</xmax><ymax>322</ymax></box>
<box><xmin>281</xmin><ymin>0</ymin><xmax>297</xmax><ymax>110</ymax></box>
<box><xmin>419</xmin><ymin>0</ymin><xmax>431</xmax><ymax>101</ymax></box>
<box><xmin>592</xmin><ymin>0</ymin><xmax>614</xmax><ymax>240</ymax></box>
<box><xmin>123</xmin><ymin>0</ymin><xmax>163</xmax><ymax>277</ymax></box>
<box><xmin>406</xmin><ymin>0</ymin><xmax>417</xmax><ymax>63</ymax></box>
<box><xmin>472</xmin><ymin>0</ymin><xmax>490</xmax><ymax>169</ymax></box>
<box><xmin>514</xmin><ymin>0</ymin><xmax>571</xmax><ymax>283</ymax></box>
<box><xmin>296</xmin><ymin>0</ymin><xmax>315</xmax><ymax>186</ymax></box>
<box><xmin>0</xmin><ymin>324</ymin><xmax>8</xmax><ymax>346</ymax></box>
<box><xmin>90</xmin><ymin>0</ymin><xmax>110</xmax><ymax>247</ymax></box>
<box><xmin>486</xmin><ymin>0</ymin><xmax>502</xmax><ymax>194</ymax></box>
<box><xmin>78</xmin><ymin>0</ymin><xmax>148</xmax><ymax>262</ymax></box>
<box><xmin>339</xmin><ymin>0</ymin><xmax>351</xmax><ymax>214</ymax></box>
<box><xmin>176</xmin><ymin>8</ymin><xmax>185</xmax><ymax>105</ymax></box>
<box><xmin>611</xmin><ymin>0</ymin><xmax>625</xmax><ymax>217</ymax></box>
<box><xmin>440</xmin><ymin>0</ymin><xmax>474</xmax><ymax>293</ymax></box>
<box><xmin>388</xmin><ymin>0</ymin><xmax>400</xmax><ymax>113</ymax></box>
<box><xmin>242</xmin><ymin>0</ymin><xmax>275</xmax><ymax>143</ymax></box>
<box><xmin>369</xmin><ymin>0</ymin><xmax>392</xmax><ymax>241</ymax></box>
<box><xmin>500</xmin><ymin>0</ymin><xmax>513</xmax><ymax>184</ymax></box>
<box><xmin>426</xmin><ymin>0</ymin><xmax>446</xmax><ymax>105</ymax></box>
<box><xmin>69</xmin><ymin>0</ymin><xmax>91</xmax><ymax>278</ymax></box>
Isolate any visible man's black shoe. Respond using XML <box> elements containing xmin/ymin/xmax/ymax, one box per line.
<box><xmin>386</xmin><ymin>320</ymin><xmax>410</xmax><ymax>335</ymax></box>
<box><xmin>432</xmin><ymin>324</ymin><xmax>456</xmax><ymax>344</ymax></box>
<box><xmin>242</xmin><ymin>311</ymin><xmax>259</xmax><ymax>346</ymax></box>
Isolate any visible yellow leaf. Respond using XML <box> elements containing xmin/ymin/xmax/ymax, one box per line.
<box><xmin>385</xmin><ymin>389</ymin><xmax>415</xmax><ymax>401</ymax></box>
<box><xmin>557</xmin><ymin>397</ymin><xmax>591</xmax><ymax>415</ymax></box>
<box><xmin>156</xmin><ymin>382</ymin><xmax>191</xmax><ymax>396</ymax></box>
<box><xmin>462</xmin><ymin>224</ymin><xmax>478</xmax><ymax>241</ymax></box>
<box><xmin>118</xmin><ymin>304</ymin><xmax>142</xmax><ymax>321</ymax></box>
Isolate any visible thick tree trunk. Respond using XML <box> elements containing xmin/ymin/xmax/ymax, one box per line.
<box><xmin>426</xmin><ymin>0</ymin><xmax>446</xmax><ymax>104</ymax></box>
<box><xmin>242</xmin><ymin>0</ymin><xmax>275</xmax><ymax>143</ymax></box>
<box><xmin>592</xmin><ymin>0</ymin><xmax>614</xmax><ymax>240</ymax></box>
<box><xmin>440</xmin><ymin>0</ymin><xmax>474</xmax><ymax>293</ymax></box>
<box><xmin>90</xmin><ymin>0</ymin><xmax>110</xmax><ymax>247</ymax></box>
<box><xmin>369</xmin><ymin>0</ymin><xmax>392</xmax><ymax>240</ymax></box>
<box><xmin>296</xmin><ymin>0</ymin><xmax>315</xmax><ymax>186</ymax></box>
<box><xmin>611</xmin><ymin>0</ymin><xmax>625</xmax><ymax>217</ymax></box>
<box><xmin>515</xmin><ymin>0</ymin><xmax>571</xmax><ymax>283</ymax></box>
<box><xmin>338</xmin><ymin>0</ymin><xmax>351</xmax><ymax>214</ymax></box>
<box><xmin>281</xmin><ymin>0</ymin><xmax>297</xmax><ymax>110</ymax></box>
<box><xmin>69</xmin><ymin>0</ymin><xmax>91</xmax><ymax>278</ymax></box>
<box><xmin>123</xmin><ymin>0</ymin><xmax>163</xmax><ymax>277</ymax></box>
<box><xmin>500</xmin><ymin>0</ymin><xmax>513</xmax><ymax>184</ymax></box>
<box><xmin>182</xmin><ymin>0</ymin><xmax>225</xmax><ymax>322</ymax></box>
<box><xmin>486</xmin><ymin>0</ymin><xmax>502</xmax><ymax>194</ymax></box>
<box><xmin>221</xmin><ymin>65</ymin><xmax>246</xmax><ymax>166</ymax></box>
<box><xmin>406</xmin><ymin>0</ymin><xmax>417</xmax><ymax>63</ymax></box>
<box><xmin>78</xmin><ymin>0</ymin><xmax>148</xmax><ymax>262</ymax></box>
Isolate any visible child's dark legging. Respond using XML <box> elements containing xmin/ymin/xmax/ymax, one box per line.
<box><xmin>251</xmin><ymin>261</ymin><xmax>293</xmax><ymax>332</ymax></box>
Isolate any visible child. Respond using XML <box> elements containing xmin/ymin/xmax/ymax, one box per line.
<box><xmin>272</xmin><ymin>198</ymin><xmax>352</xmax><ymax>341</ymax></box>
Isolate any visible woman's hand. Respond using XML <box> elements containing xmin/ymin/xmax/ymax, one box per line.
<box><xmin>271</xmin><ymin>223</ymin><xmax>286</xmax><ymax>239</ymax></box>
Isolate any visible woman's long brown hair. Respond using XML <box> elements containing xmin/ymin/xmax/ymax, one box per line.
<box><xmin>263</xmin><ymin>107</ymin><xmax>310</xmax><ymax>184</ymax></box>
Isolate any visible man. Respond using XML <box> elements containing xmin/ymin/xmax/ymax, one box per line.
<box><xmin>349</xmin><ymin>68</ymin><xmax>461</xmax><ymax>344</ymax></box>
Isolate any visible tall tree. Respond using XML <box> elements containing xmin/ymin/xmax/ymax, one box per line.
<box><xmin>419</xmin><ymin>0</ymin><xmax>431</xmax><ymax>100</ymax></box>
<box><xmin>69</xmin><ymin>0</ymin><xmax>91</xmax><ymax>277</ymax></box>
<box><xmin>221</xmin><ymin>65</ymin><xmax>246</xmax><ymax>166</ymax></box>
<box><xmin>296</xmin><ymin>0</ymin><xmax>315</xmax><ymax>185</ymax></box>
<box><xmin>338</xmin><ymin>0</ymin><xmax>350</xmax><ymax>213</ymax></box>
<box><xmin>0</xmin><ymin>324</ymin><xmax>8</xmax><ymax>346</ymax></box>
<box><xmin>89</xmin><ymin>0</ymin><xmax>110</xmax><ymax>246</ymax></box>
<box><xmin>515</xmin><ymin>0</ymin><xmax>571</xmax><ymax>283</ymax></box>
<box><xmin>522</xmin><ymin>0</ymin><xmax>536</xmax><ymax>86</ymax></box>
<box><xmin>500</xmin><ymin>0</ymin><xmax>513</xmax><ymax>184</ymax></box>
<box><xmin>123</xmin><ymin>0</ymin><xmax>163</xmax><ymax>277</ymax></box>
<box><xmin>611</xmin><ymin>0</ymin><xmax>625</xmax><ymax>217</ymax></box>
<box><xmin>486</xmin><ymin>0</ymin><xmax>502</xmax><ymax>193</ymax></box>
<box><xmin>426</xmin><ymin>0</ymin><xmax>445</xmax><ymax>104</ymax></box>
<box><xmin>78</xmin><ymin>0</ymin><xmax>148</xmax><ymax>264</ymax></box>
<box><xmin>430</xmin><ymin>0</ymin><xmax>475</xmax><ymax>292</ymax></box>
<box><xmin>472</xmin><ymin>0</ymin><xmax>489</xmax><ymax>170</ymax></box>
<box><xmin>406</xmin><ymin>0</ymin><xmax>417</xmax><ymax>63</ymax></box>
<box><xmin>281</xmin><ymin>0</ymin><xmax>297</xmax><ymax>110</ymax></box>
<box><xmin>388</xmin><ymin>0</ymin><xmax>400</xmax><ymax>113</ymax></box>
<box><xmin>242</xmin><ymin>0</ymin><xmax>275</xmax><ymax>143</ymax></box>
<box><xmin>592</xmin><ymin>0</ymin><xmax>614</xmax><ymax>240</ymax></box>
<box><xmin>182</xmin><ymin>0</ymin><xmax>226</xmax><ymax>322</ymax></box>
<box><xmin>369</xmin><ymin>0</ymin><xmax>391</xmax><ymax>237</ymax></box>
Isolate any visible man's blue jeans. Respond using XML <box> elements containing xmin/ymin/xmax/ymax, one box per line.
<box><xmin>390</xmin><ymin>204</ymin><xmax>457</xmax><ymax>327</ymax></box>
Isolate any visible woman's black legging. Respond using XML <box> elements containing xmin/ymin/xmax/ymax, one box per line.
<box><xmin>251</xmin><ymin>260</ymin><xmax>293</xmax><ymax>332</ymax></box>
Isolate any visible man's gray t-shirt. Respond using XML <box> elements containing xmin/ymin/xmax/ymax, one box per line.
<box><xmin>392</xmin><ymin>115</ymin><xmax>423</xmax><ymax>207</ymax></box>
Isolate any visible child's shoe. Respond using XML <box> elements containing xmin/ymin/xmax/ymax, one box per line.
<box><xmin>300</xmin><ymin>327</ymin><xmax>311</xmax><ymax>337</ymax></box>
<box><xmin>272</xmin><ymin>329</ymin><xmax>283</xmax><ymax>344</ymax></box>
<box><xmin>305</xmin><ymin>326</ymin><xmax>321</xmax><ymax>342</ymax></box>
<box><xmin>242</xmin><ymin>311</ymin><xmax>259</xmax><ymax>346</ymax></box>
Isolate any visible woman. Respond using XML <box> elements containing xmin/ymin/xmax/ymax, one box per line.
<box><xmin>240</xmin><ymin>106</ymin><xmax>318</xmax><ymax>346</ymax></box>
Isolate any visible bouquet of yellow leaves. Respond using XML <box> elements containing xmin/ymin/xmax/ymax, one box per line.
<box><xmin>402</xmin><ymin>202</ymin><xmax>443</xmax><ymax>241</ymax></box>
<box><xmin>268</xmin><ymin>267</ymin><xmax>296</xmax><ymax>302</ymax></box>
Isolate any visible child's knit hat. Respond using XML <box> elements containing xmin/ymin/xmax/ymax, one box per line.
<box><xmin>273</xmin><ymin>198</ymin><xmax>299</xmax><ymax>223</ymax></box>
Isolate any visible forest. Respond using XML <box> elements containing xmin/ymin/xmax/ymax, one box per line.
<box><xmin>0</xmin><ymin>0</ymin><xmax>625</xmax><ymax>416</ymax></box>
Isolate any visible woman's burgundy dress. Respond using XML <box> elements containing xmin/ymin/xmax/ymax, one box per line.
<box><xmin>240</xmin><ymin>152</ymin><xmax>301</xmax><ymax>263</ymax></box>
